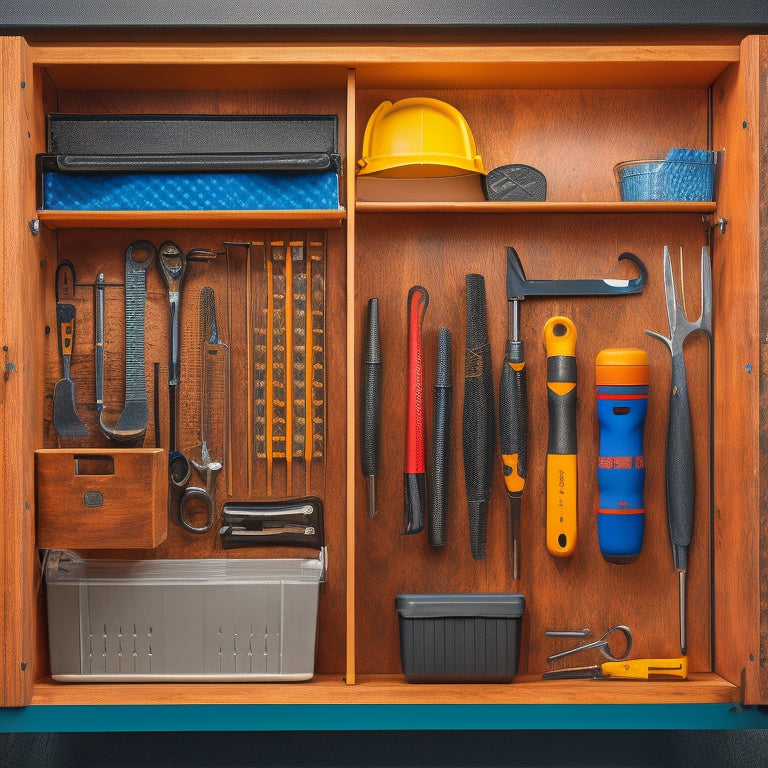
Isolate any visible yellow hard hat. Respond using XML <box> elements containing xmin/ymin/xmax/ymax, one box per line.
<box><xmin>357</xmin><ymin>97</ymin><xmax>486</xmax><ymax>178</ymax></box>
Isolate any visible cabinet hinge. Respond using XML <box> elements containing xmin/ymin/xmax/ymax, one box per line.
<box><xmin>703</xmin><ymin>214</ymin><xmax>727</xmax><ymax>236</ymax></box>
<box><xmin>3</xmin><ymin>344</ymin><xmax>17</xmax><ymax>384</ymax></box>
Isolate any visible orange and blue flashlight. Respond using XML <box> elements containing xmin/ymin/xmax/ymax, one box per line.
<box><xmin>596</xmin><ymin>349</ymin><xmax>649</xmax><ymax>564</ymax></box>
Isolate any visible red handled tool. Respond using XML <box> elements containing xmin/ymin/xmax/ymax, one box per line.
<box><xmin>404</xmin><ymin>285</ymin><xmax>429</xmax><ymax>534</ymax></box>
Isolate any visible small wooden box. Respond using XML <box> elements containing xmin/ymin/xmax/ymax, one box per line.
<box><xmin>35</xmin><ymin>448</ymin><xmax>168</xmax><ymax>549</ymax></box>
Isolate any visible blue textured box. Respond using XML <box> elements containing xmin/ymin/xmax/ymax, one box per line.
<box><xmin>43</xmin><ymin>170</ymin><xmax>340</xmax><ymax>210</ymax></box>
<box><xmin>614</xmin><ymin>155</ymin><xmax>714</xmax><ymax>202</ymax></box>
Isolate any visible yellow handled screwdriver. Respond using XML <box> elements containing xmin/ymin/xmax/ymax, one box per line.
<box><xmin>543</xmin><ymin>657</ymin><xmax>688</xmax><ymax>681</ymax></box>
<box><xmin>544</xmin><ymin>316</ymin><xmax>578</xmax><ymax>557</ymax></box>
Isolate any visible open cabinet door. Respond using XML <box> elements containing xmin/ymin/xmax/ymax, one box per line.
<box><xmin>0</xmin><ymin>36</ymin><xmax>47</xmax><ymax>707</ymax></box>
<box><xmin>710</xmin><ymin>34</ymin><xmax>767</xmax><ymax>706</ymax></box>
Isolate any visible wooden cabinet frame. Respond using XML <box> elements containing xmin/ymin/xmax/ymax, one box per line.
<box><xmin>0</xmin><ymin>33</ymin><xmax>766</xmax><ymax>712</ymax></box>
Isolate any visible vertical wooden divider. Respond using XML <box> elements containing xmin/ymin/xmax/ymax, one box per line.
<box><xmin>345</xmin><ymin>67</ymin><xmax>357</xmax><ymax>685</ymax></box>
<box><xmin>0</xmin><ymin>36</ymin><xmax>45</xmax><ymax>707</ymax></box>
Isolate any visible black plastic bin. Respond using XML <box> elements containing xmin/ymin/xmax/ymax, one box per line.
<box><xmin>395</xmin><ymin>593</ymin><xmax>525</xmax><ymax>683</ymax></box>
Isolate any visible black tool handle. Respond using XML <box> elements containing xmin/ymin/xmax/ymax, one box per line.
<box><xmin>56</xmin><ymin>302</ymin><xmax>76</xmax><ymax>374</ymax></box>
<box><xmin>360</xmin><ymin>298</ymin><xmax>382</xmax><ymax>481</ymax></box>
<box><xmin>429</xmin><ymin>327</ymin><xmax>452</xmax><ymax>547</ymax></box>
<box><xmin>546</xmin><ymin>357</ymin><xmax>578</xmax><ymax>456</ymax></box>
<box><xmin>462</xmin><ymin>274</ymin><xmax>495</xmax><ymax>559</ymax></box>
<box><xmin>666</xmin><ymin>353</ymin><xmax>694</xmax><ymax>572</ymax></box>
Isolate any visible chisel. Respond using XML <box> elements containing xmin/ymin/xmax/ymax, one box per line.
<box><xmin>544</xmin><ymin>315</ymin><xmax>578</xmax><ymax>557</ymax></box>
<box><xmin>403</xmin><ymin>285</ymin><xmax>429</xmax><ymax>535</ymax></box>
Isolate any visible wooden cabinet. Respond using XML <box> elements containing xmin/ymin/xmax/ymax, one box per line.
<box><xmin>0</xmin><ymin>32</ymin><xmax>766</xmax><ymax>715</ymax></box>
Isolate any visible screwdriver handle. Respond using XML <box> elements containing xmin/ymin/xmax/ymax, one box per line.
<box><xmin>500</xmin><ymin>338</ymin><xmax>527</xmax><ymax>497</ymax></box>
<box><xmin>666</xmin><ymin>352</ymin><xmax>694</xmax><ymax>572</ymax></box>
<box><xmin>544</xmin><ymin>316</ymin><xmax>578</xmax><ymax>557</ymax></box>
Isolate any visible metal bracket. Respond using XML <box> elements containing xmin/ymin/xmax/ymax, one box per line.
<box><xmin>2</xmin><ymin>345</ymin><xmax>17</xmax><ymax>402</ymax></box>
<box><xmin>703</xmin><ymin>214</ymin><xmax>727</xmax><ymax>235</ymax></box>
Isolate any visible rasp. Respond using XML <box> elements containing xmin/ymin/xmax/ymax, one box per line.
<box><xmin>104</xmin><ymin>240</ymin><xmax>156</xmax><ymax>444</ymax></box>
<box><xmin>463</xmin><ymin>273</ymin><xmax>495</xmax><ymax>559</ymax></box>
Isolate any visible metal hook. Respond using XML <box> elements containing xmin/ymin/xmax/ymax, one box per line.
<box><xmin>546</xmin><ymin>625</ymin><xmax>633</xmax><ymax>663</ymax></box>
<box><xmin>55</xmin><ymin>259</ymin><xmax>77</xmax><ymax>302</ymax></box>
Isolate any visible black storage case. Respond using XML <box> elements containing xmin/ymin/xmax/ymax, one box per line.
<box><xmin>396</xmin><ymin>593</ymin><xmax>525</xmax><ymax>683</ymax></box>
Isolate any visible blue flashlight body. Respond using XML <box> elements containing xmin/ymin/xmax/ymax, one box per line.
<box><xmin>596</xmin><ymin>349</ymin><xmax>649</xmax><ymax>564</ymax></box>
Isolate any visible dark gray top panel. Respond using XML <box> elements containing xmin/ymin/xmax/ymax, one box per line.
<box><xmin>1</xmin><ymin>1</ymin><xmax>767</xmax><ymax>29</ymax></box>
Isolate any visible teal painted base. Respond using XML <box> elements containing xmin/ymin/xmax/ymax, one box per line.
<box><xmin>1</xmin><ymin>704</ymin><xmax>766</xmax><ymax>733</ymax></box>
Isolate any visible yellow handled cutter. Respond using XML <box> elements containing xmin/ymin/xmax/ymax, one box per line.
<box><xmin>544</xmin><ymin>316</ymin><xmax>578</xmax><ymax>556</ymax></box>
<box><xmin>543</xmin><ymin>657</ymin><xmax>688</xmax><ymax>681</ymax></box>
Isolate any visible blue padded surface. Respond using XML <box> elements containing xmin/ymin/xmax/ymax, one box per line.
<box><xmin>43</xmin><ymin>171</ymin><xmax>339</xmax><ymax>210</ymax></box>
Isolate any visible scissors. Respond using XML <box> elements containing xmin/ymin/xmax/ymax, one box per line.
<box><xmin>546</xmin><ymin>625</ymin><xmax>633</xmax><ymax>664</ymax></box>
<box><xmin>169</xmin><ymin>448</ymin><xmax>221</xmax><ymax>534</ymax></box>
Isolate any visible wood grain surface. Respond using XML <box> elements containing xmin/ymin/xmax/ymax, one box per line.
<box><xmin>0</xmin><ymin>36</ymin><xmax>763</xmax><ymax>708</ymax></box>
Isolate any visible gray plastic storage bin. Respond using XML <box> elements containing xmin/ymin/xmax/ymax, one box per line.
<box><xmin>45</xmin><ymin>550</ymin><xmax>325</xmax><ymax>682</ymax></box>
<box><xmin>396</xmin><ymin>593</ymin><xmax>525</xmax><ymax>683</ymax></box>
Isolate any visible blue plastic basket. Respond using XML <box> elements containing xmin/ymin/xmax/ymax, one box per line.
<box><xmin>614</xmin><ymin>151</ymin><xmax>715</xmax><ymax>202</ymax></box>
<box><xmin>43</xmin><ymin>170</ymin><xmax>340</xmax><ymax>211</ymax></box>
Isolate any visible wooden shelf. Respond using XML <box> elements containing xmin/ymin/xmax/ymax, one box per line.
<box><xmin>37</xmin><ymin>209</ymin><xmax>346</xmax><ymax>230</ymax></box>
<box><xmin>29</xmin><ymin>674</ymin><xmax>739</xmax><ymax>707</ymax></box>
<box><xmin>355</xmin><ymin>201</ymin><xmax>718</xmax><ymax>214</ymax></box>
<box><xmin>28</xmin><ymin>43</ymin><xmax>740</xmax><ymax>90</ymax></box>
